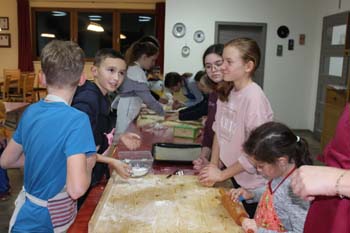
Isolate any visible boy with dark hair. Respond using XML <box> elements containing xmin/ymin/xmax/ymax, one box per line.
<box><xmin>0</xmin><ymin>40</ymin><xmax>97</xmax><ymax>232</ymax></box>
<box><xmin>72</xmin><ymin>48</ymin><xmax>141</xmax><ymax>205</ymax></box>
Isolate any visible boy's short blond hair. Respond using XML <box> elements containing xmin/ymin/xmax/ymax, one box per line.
<box><xmin>41</xmin><ymin>40</ymin><xmax>85</xmax><ymax>88</ymax></box>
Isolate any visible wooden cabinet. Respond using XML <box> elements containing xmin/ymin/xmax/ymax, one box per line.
<box><xmin>321</xmin><ymin>86</ymin><xmax>348</xmax><ymax>149</ymax></box>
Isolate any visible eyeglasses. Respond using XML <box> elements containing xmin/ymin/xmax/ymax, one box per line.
<box><xmin>205</xmin><ymin>60</ymin><xmax>224</xmax><ymax>71</ymax></box>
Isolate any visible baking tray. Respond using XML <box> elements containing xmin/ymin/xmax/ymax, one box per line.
<box><xmin>152</xmin><ymin>143</ymin><xmax>202</xmax><ymax>163</ymax></box>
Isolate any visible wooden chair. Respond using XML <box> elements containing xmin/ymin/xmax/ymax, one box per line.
<box><xmin>3</xmin><ymin>69</ymin><xmax>20</xmax><ymax>80</ymax></box>
<box><xmin>0</xmin><ymin>101</ymin><xmax>13</xmax><ymax>139</ymax></box>
<box><xmin>0</xmin><ymin>74</ymin><xmax>13</xmax><ymax>101</ymax></box>
<box><xmin>17</xmin><ymin>72</ymin><xmax>27</xmax><ymax>94</ymax></box>
<box><xmin>9</xmin><ymin>72</ymin><xmax>36</xmax><ymax>102</ymax></box>
<box><xmin>33</xmin><ymin>71</ymin><xmax>47</xmax><ymax>101</ymax></box>
<box><xmin>1</xmin><ymin>69</ymin><xmax>21</xmax><ymax>100</ymax></box>
<box><xmin>3</xmin><ymin>69</ymin><xmax>21</xmax><ymax>90</ymax></box>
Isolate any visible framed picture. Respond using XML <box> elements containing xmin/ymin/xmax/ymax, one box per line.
<box><xmin>276</xmin><ymin>44</ymin><xmax>283</xmax><ymax>56</ymax></box>
<box><xmin>0</xmin><ymin>17</ymin><xmax>9</xmax><ymax>30</ymax></box>
<box><xmin>0</xmin><ymin>33</ymin><xmax>11</xmax><ymax>48</ymax></box>
<box><xmin>299</xmin><ymin>34</ymin><xmax>305</xmax><ymax>45</ymax></box>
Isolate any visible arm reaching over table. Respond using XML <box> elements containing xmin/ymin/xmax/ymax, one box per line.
<box><xmin>291</xmin><ymin>165</ymin><xmax>350</xmax><ymax>200</ymax></box>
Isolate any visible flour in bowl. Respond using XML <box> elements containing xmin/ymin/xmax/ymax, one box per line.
<box><xmin>131</xmin><ymin>167</ymin><xmax>149</xmax><ymax>177</ymax></box>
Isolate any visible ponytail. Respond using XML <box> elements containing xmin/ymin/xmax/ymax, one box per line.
<box><xmin>293</xmin><ymin>137</ymin><xmax>313</xmax><ymax>167</ymax></box>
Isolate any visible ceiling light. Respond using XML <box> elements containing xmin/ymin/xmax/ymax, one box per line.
<box><xmin>51</xmin><ymin>11</ymin><xmax>66</xmax><ymax>17</ymax></box>
<box><xmin>89</xmin><ymin>15</ymin><xmax>102</xmax><ymax>21</ymax></box>
<box><xmin>41</xmin><ymin>33</ymin><xmax>56</xmax><ymax>38</ymax></box>
<box><xmin>138</xmin><ymin>16</ymin><xmax>152</xmax><ymax>22</ymax></box>
<box><xmin>89</xmin><ymin>15</ymin><xmax>102</xmax><ymax>19</ymax></box>
<box><xmin>120</xmin><ymin>34</ymin><xmax>126</xmax><ymax>39</ymax></box>
<box><xmin>87</xmin><ymin>22</ymin><xmax>104</xmax><ymax>32</ymax></box>
<box><xmin>139</xmin><ymin>16</ymin><xmax>151</xmax><ymax>20</ymax></box>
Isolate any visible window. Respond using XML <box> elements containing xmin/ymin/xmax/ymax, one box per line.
<box><xmin>32</xmin><ymin>8</ymin><xmax>156</xmax><ymax>59</ymax></box>
<box><xmin>78</xmin><ymin>12</ymin><xmax>114</xmax><ymax>58</ymax></box>
<box><xmin>120</xmin><ymin>13</ymin><xmax>155</xmax><ymax>54</ymax></box>
<box><xmin>34</xmin><ymin>10</ymin><xmax>70</xmax><ymax>56</ymax></box>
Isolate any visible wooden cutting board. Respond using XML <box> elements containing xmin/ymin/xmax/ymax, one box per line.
<box><xmin>89</xmin><ymin>174</ymin><xmax>244</xmax><ymax>233</ymax></box>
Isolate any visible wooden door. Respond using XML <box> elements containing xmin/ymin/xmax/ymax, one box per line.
<box><xmin>215</xmin><ymin>22</ymin><xmax>267</xmax><ymax>88</ymax></box>
<box><xmin>313</xmin><ymin>11</ymin><xmax>349</xmax><ymax>140</ymax></box>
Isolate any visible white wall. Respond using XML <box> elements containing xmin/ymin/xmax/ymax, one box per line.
<box><xmin>164</xmin><ymin>0</ymin><xmax>348</xmax><ymax>130</ymax></box>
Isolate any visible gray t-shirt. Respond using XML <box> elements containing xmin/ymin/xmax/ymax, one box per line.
<box><xmin>252</xmin><ymin>176</ymin><xmax>310</xmax><ymax>233</ymax></box>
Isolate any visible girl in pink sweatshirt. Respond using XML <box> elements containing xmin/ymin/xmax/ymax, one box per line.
<box><xmin>199</xmin><ymin>37</ymin><xmax>273</xmax><ymax>217</ymax></box>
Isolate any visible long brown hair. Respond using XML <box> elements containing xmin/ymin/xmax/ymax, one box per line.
<box><xmin>217</xmin><ymin>37</ymin><xmax>261</xmax><ymax>102</ymax></box>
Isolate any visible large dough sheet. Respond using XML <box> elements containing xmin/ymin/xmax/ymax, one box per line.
<box><xmin>89</xmin><ymin>175</ymin><xmax>243</xmax><ymax>233</ymax></box>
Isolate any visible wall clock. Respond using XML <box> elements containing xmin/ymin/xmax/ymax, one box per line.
<box><xmin>277</xmin><ymin>25</ymin><xmax>289</xmax><ymax>38</ymax></box>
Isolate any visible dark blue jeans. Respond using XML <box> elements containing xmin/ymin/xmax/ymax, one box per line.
<box><xmin>0</xmin><ymin>139</ymin><xmax>10</xmax><ymax>194</ymax></box>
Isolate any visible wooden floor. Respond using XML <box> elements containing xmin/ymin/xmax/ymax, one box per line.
<box><xmin>0</xmin><ymin>130</ymin><xmax>321</xmax><ymax>232</ymax></box>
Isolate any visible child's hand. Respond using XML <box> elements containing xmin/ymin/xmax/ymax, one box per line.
<box><xmin>172</xmin><ymin>100</ymin><xmax>185</xmax><ymax>110</ymax></box>
<box><xmin>198</xmin><ymin>163</ymin><xmax>222</xmax><ymax>187</ymax></box>
<box><xmin>104</xmin><ymin>128</ymin><xmax>115</xmax><ymax>146</ymax></box>
<box><xmin>120</xmin><ymin>133</ymin><xmax>141</xmax><ymax>150</ymax></box>
<box><xmin>193</xmin><ymin>148</ymin><xmax>210</xmax><ymax>171</ymax></box>
<box><xmin>242</xmin><ymin>218</ymin><xmax>257</xmax><ymax>233</ymax></box>
<box><xmin>229</xmin><ymin>188</ymin><xmax>254</xmax><ymax>202</ymax></box>
<box><xmin>159</xmin><ymin>98</ymin><xmax>168</xmax><ymax>104</ymax></box>
<box><xmin>109</xmin><ymin>159</ymin><xmax>131</xmax><ymax>179</ymax></box>
<box><xmin>165</xmin><ymin>112</ymin><xmax>179</xmax><ymax>121</ymax></box>
<box><xmin>193</xmin><ymin>156</ymin><xmax>209</xmax><ymax>171</ymax></box>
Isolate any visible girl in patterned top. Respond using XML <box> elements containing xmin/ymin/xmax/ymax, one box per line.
<box><xmin>230</xmin><ymin>122</ymin><xmax>313</xmax><ymax>233</ymax></box>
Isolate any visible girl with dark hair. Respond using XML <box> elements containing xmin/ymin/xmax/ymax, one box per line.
<box><xmin>192</xmin><ymin>44</ymin><xmax>224</xmax><ymax>170</ymax></box>
<box><xmin>230</xmin><ymin>121</ymin><xmax>312</xmax><ymax>233</ymax></box>
<box><xmin>198</xmin><ymin>38</ymin><xmax>273</xmax><ymax>217</ymax></box>
<box><xmin>115</xmin><ymin>41</ymin><xmax>164</xmax><ymax>134</ymax></box>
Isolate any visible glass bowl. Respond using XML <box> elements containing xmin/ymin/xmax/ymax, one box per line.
<box><xmin>118</xmin><ymin>151</ymin><xmax>153</xmax><ymax>178</ymax></box>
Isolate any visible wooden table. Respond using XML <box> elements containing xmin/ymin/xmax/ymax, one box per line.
<box><xmin>68</xmin><ymin>123</ymin><xmax>201</xmax><ymax>233</ymax></box>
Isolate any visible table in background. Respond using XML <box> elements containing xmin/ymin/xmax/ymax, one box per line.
<box><xmin>1</xmin><ymin>102</ymin><xmax>30</xmax><ymax>137</ymax></box>
<box><xmin>3</xmin><ymin>102</ymin><xmax>29</xmax><ymax>113</ymax></box>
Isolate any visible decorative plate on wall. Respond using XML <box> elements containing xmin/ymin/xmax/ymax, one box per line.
<box><xmin>193</xmin><ymin>30</ymin><xmax>205</xmax><ymax>43</ymax></box>
<box><xmin>181</xmin><ymin>45</ymin><xmax>190</xmax><ymax>57</ymax></box>
<box><xmin>172</xmin><ymin>22</ymin><xmax>186</xmax><ymax>38</ymax></box>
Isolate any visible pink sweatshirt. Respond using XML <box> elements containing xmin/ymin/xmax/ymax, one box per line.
<box><xmin>213</xmin><ymin>82</ymin><xmax>273</xmax><ymax>190</ymax></box>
